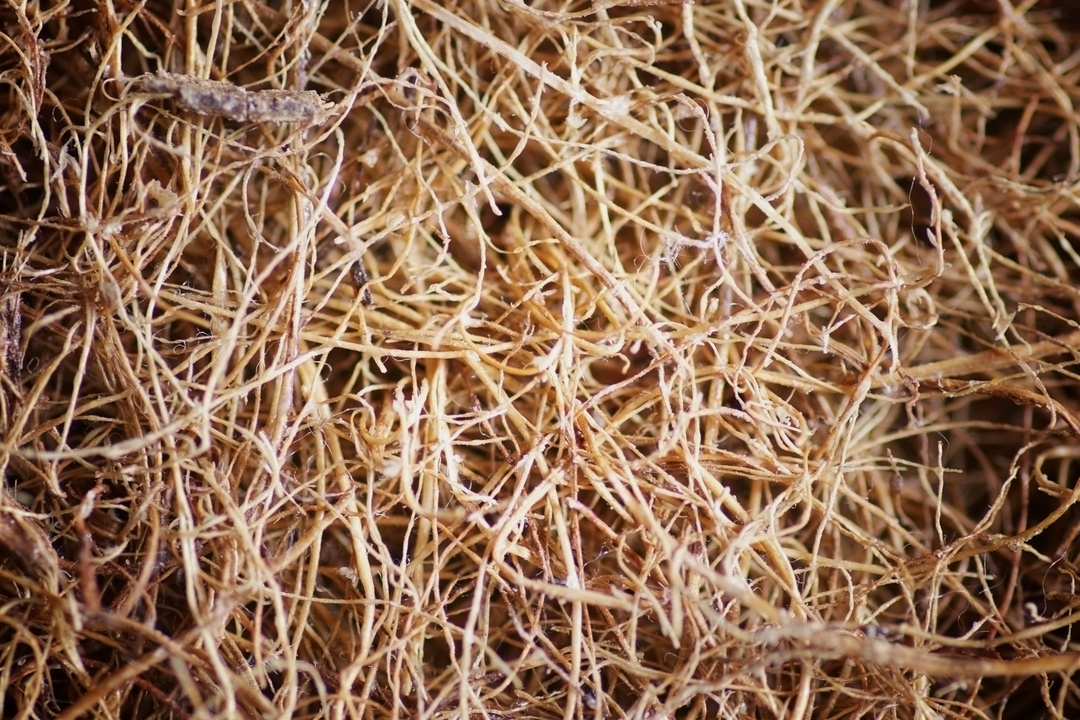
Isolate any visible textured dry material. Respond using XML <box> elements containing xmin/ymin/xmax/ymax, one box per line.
<box><xmin>133</xmin><ymin>71</ymin><xmax>330</xmax><ymax>124</ymax></box>
<box><xmin>4</xmin><ymin>0</ymin><xmax>1080</xmax><ymax>718</ymax></box>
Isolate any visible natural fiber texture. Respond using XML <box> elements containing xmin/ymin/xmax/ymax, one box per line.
<box><xmin>3</xmin><ymin>0</ymin><xmax>1080</xmax><ymax>717</ymax></box>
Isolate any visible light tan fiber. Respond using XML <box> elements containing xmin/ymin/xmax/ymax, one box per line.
<box><xmin>3</xmin><ymin>1</ymin><xmax>1080</xmax><ymax>718</ymax></box>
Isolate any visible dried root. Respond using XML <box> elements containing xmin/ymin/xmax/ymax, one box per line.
<box><xmin>132</xmin><ymin>71</ymin><xmax>331</xmax><ymax>124</ymax></box>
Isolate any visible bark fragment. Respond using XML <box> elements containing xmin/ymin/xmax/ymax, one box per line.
<box><xmin>133</xmin><ymin>71</ymin><xmax>331</xmax><ymax>124</ymax></box>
